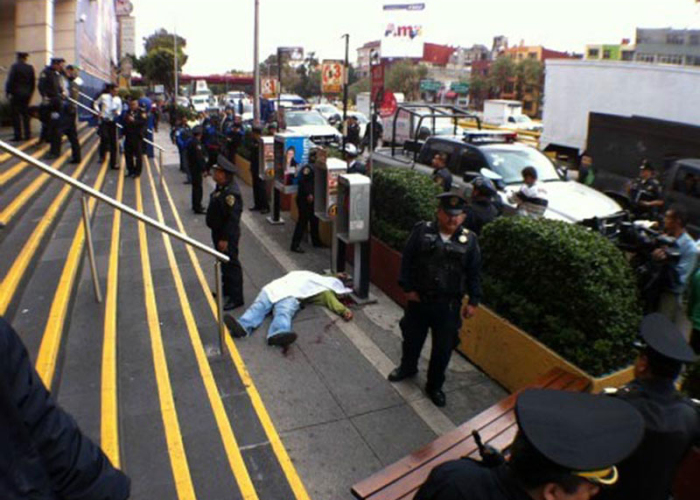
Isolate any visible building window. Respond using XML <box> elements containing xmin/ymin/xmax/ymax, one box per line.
<box><xmin>587</xmin><ymin>48</ymin><xmax>600</xmax><ymax>58</ymax></box>
<box><xmin>602</xmin><ymin>49</ymin><xmax>611</xmax><ymax>59</ymax></box>
<box><xmin>517</xmin><ymin>53</ymin><xmax>523</xmax><ymax>60</ymax></box>
<box><xmin>687</xmin><ymin>56</ymin><xmax>700</xmax><ymax>66</ymax></box>
<box><xmin>666</xmin><ymin>34</ymin><xmax>685</xmax><ymax>45</ymax></box>
<box><xmin>528</xmin><ymin>52</ymin><xmax>537</xmax><ymax>59</ymax></box>
<box><xmin>636</xmin><ymin>53</ymin><xmax>655</xmax><ymax>63</ymax></box>
<box><xmin>690</xmin><ymin>34</ymin><xmax>700</xmax><ymax>46</ymax></box>
<box><xmin>621</xmin><ymin>51</ymin><xmax>634</xmax><ymax>61</ymax></box>
<box><xmin>525</xmin><ymin>85</ymin><xmax>534</xmax><ymax>94</ymax></box>
<box><xmin>523</xmin><ymin>101</ymin><xmax>533</xmax><ymax>112</ymax></box>
<box><xmin>659</xmin><ymin>54</ymin><xmax>683</xmax><ymax>65</ymax></box>
<box><xmin>504</xmin><ymin>82</ymin><xmax>515</xmax><ymax>94</ymax></box>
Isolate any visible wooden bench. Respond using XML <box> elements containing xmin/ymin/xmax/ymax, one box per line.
<box><xmin>351</xmin><ymin>368</ymin><xmax>589</xmax><ymax>500</ymax></box>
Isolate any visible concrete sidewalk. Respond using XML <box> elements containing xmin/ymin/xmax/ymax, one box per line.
<box><xmin>156</xmin><ymin>128</ymin><xmax>506</xmax><ymax>500</ymax></box>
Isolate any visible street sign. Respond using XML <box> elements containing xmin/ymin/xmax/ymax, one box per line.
<box><xmin>371</xmin><ymin>63</ymin><xmax>385</xmax><ymax>103</ymax></box>
<box><xmin>321</xmin><ymin>60</ymin><xmax>344</xmax><ymax>94</ymax></box>
<box><xmin>420</xmin><ymin>79</ymin><xmax>441</xmax><ymax>92</ymax></box>
<box><xmin>261</xmin><ymin>77</ymin><xmax>279</xmax><ymax>98</ymax></box>
<box><xmin>450</xmin><ymin>82</ymin><xmax>470</xmax><ymax>94</ymax></box>
<box><xmin>379</xmin><ymin>90</ymin><xmax>397</xmax><ymax>118</ymax></box>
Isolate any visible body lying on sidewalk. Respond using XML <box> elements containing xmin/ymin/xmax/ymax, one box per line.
<box><xmin>224</xmin><ymin>271</ymin><xmax>354</xmax><ymax>347</ymax></box>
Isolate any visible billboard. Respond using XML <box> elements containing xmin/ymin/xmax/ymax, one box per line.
<box><xmin>321</xmin><ymin>60</ymin><xmax>344</xmax><ymax>94</ymax></box>
<box><xmin>381</xmin><ymin>3</ymin><xmax>426</xmax><ymax>58</ymax></box>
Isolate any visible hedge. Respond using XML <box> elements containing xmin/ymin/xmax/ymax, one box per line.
<box><xmin>480</xmin><ymin>217</ymin><xmax>642</xmax><ymax>376</ymax></box>
<box><xmin>371</xmin><ymin>168</ymin><xmax>441</xmax><ymax>252</ymax></box>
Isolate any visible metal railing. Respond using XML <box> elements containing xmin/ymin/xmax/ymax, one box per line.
<box><xmin>0</xmin><ymin>138</ymin><xmax>230</xmax><ymax>355</ymax></box>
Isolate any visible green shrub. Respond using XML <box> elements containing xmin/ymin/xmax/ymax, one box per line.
<box><xmin>371</xmin><ymin>168</ymin><xmax>441</xmax><ymax>252</ymax></box>
<box><xmin>481</xmin><ymin>217</ymin><xmax>642</xmax><ymax>376</ymax></box>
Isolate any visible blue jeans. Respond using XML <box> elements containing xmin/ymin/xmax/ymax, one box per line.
<box><xmin>237</xmin><ymin>290</ymin><xmax>300</xmax><ymax>339</ymax></box>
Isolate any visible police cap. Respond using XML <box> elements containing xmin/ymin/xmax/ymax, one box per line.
<box><xmin>252</xmin><ymin>125</ymin><xmax>263</xmax><ymax>134</ymax></box>
<box><xmin>191</xmin><ymin>125</ymin><xmax>203</xmax><ymax>136</ymax></box>
<box><xmin>637</xmin><ymin>313</ymin><xmax>697</xmax><ymax>363</ymax></box>
<box><xmin>212</xmin><ymin>155</ymin><xmax>237</xmax><ymax>175</ymax></box>
<box><xmin>640</xmin><ymin>159</ymin><xmax>655</xmax><ymax>172</ymax></box>
<box><xmin>472</xmin><ymin>176</ymin><xmax>496</xmax><ymax>196</ymax></box>
<box><xmin>516</xmin><ymin>389</ymin><xmax>644</xmax><ymax>485</ymax></box>
<box><xmin>436</xmin><ymin>192</ymin><xmax>467</xmax><ymax>215</ymax></box>
<box><xmin>50</xmin><ymin>57</ymin><xmax>65</xmax><ymax>65</ymax></box>
<box><xmin>17</xmin><ymin>52</ymin><xmax>29</xmax><ymax>59</ymax></box>
<box><xmin>344</xmin><ymin>143</ymin><xmax>359</xmax><ymax>157</ymax></box>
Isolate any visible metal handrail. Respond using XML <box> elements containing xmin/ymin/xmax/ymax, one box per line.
<box><xmin>0</xmin><ymin>139</ymin><xmax>228</xmax><ymax>263</ymax></box>
<box><xmin>67</xmin><ymin>96</ymin><xmax>165</xmax><ymax>152</ymax></box>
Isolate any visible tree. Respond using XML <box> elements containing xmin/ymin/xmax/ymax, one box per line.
<box><xmin>132</xmin><ymin>29</ymin><xmax>188</xmax><ymax>94</ymax></box>
<box><xmin>515</xmin><ymin>58</ymin><xmax>544</xmax><ymax>101</ymax></box>
<box><xmin>488</xmin><ymin>56</ymin><xmax>516</xmax><ymax>97</ymax></box>
<box><xmin>468</xmin><ymin>74</ymin><xmax>491</xmax><ymax>111</ymax></box>
<box><xmin>385</xmin><ymin>61</ymin><xmax>428</xmax><ymax>100</ymax></box>
<box><xmin>349</xmin><ymin>78</ymin><xmax>370</xmax><ymax>104</ymax></box>
<box><xmin>143</xmin><ymin>29</ymin><xmax>188</xmax><ymax>66</ymax></box>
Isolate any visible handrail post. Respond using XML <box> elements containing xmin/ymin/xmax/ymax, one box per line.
<box><xmin>215</xmin><ymin>261</ymin><xmax>226</xmax><ymax>356</ymax></box>
<box><xmin>159</xmin><ymin>148</ymin><xmax>164</xmax><ymax>187</ymax></box>
<box><xmin>81</xmin><ymin>196</ymin><xmax>102</xmax><ymax>303</ymax></box>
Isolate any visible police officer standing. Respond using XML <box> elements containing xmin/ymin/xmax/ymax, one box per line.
<box><xmin>597</xmin><ymin>313</ymin><xmax>700</xmax><ymax>500</ymax></box>
<box><xmin>416</xmin><ymin>389</ymin><xmax>645</xmax><ymax>500</ymax></box>
<box><xmin>628</xmin><ymin>160</ymin><xmax>664</xmax><ymax>220</ymax></box>
<box><xmin>344</xmin><ymin>144</ymin><xmax>367</xmax><ymax>175</ymax></box>
<box><xmin>388</xmin><ymin>193</ymin><xmax>482</xmax><ymax>407</ymax></box>
<box><xmin>5</xmin><ymin>52</ymin><xmax>35</xmax><ymax>142</ymax></box>
<box><xmin>38</xmin><ymin>58</ymin><xmax>65</xmax><ymax>158</ymax></box>
<box><xmin>291</xmin><ymin>148</ymin><xmax>323</xmax><ymax>253</ymax></box>
<box><xmin>122</xmin><ymin>98</ymin><xmax>147</xmax><ymax>178</ymax></box>
<box><xmin>463</xmin><ymin>176</ymin><xmax>500</xmax><ymax>236</ymax></box>
<box><xmin>95</xmin><ymin>84</ymin><xmax>122</xmax><ymax>170</ymax></box>
<box><xmin>249</xmin><ymin>125</ymin><xmax>270</xmax><ymax>214</ymax></box>
<box><xmin>431</xmin><ymin>152</ymin><xmax>452</xmax><ymax>192</ymax></box>
<box><xmin>206</xmin><ymin>156</ymin><xmax>244</xmax><ymax>311</ymax></box>
<box><xmin>346</xmin><ymin>115</ymin><xmax>361</xmax><ymax>148</ymax></box>
<box><xmin>53</xmin><ymin>64</ymin><xmax>81</xmax><ymax>164</ymax></box>
<box><xmin>187</xmin><ymin>126</ymin><xmax>206</xmax><ymax>213</ymax></box>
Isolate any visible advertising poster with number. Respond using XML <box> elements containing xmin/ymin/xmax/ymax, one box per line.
<box><xmin>261</xmin><ymin>78</ymin><xmax>279</xmax><ymax>98</ymax></box>
<box><xmin>322</xmin><ymin>60</ymin><xmax>344</xmax><ymax>94</ymax></box>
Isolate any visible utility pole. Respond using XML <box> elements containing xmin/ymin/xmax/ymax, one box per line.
<box><xmin>341</xmin><ymin>34</ymin><xmax>349</xmax><ymax>151</ymax></box>
<box><xmin>173</xmin><ymin>29</ymin><xmax>179</xmax><ymax>99</ymax></box>
<box><xmin>253</xmin><ymin>0</ymin><xmax>260</xmax><ymax>125</ymax></box>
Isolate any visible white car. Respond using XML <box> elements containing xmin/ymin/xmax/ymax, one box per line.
<box><xmin>313</xmin><ymin>104</ymin><xmax>342</xmax><ymax>124</ymax></box>
<box><xmin>277</xmin><ymin>94</ymin><xmax>308</xmax><ymax>110</ymax></box>
<box><xmin>503</xmin><ymin>114</ymin><xmax>544</xmax><ymax>133</ymax></box>
<box><xmin>190</xmin><ymin>95</ymin><xmax>209</xmax><ymax>113</ymax></box>
<box><xmin>285</xmin><ymin>110</ymin><xmax>342</xmax><ymax>146</ymax></box>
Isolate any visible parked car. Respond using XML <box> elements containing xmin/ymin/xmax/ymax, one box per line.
<box><xmin>371</xmin><ymin>130</ymin><xmax>624</xmax><ymax>229</ymax></box>
<box><xmin>313</xmin><ymin>104</ymin><xmax>342</xmax><ymax>124</ymax></box>
<box><xmin>190</xmin><ymin>95</ymin><xmax>209</xmax><ymax>113</ymax></box>
<box><xmin>277</xmin><ymin>94</ymin><xmax>308</xmax><ymax>110</ymax></box>
<box><xmin>502</xmin><ymin>114</ymin><xmax>543</xmax><ymax>133</ymax></box>
<box><xmin>285</xmin><ymin>110</ymin><xmax>342</xmax><ymax>146</ymax></box>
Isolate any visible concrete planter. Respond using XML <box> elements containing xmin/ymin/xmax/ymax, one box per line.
<box><xmin>458</xmin><ymin>306</ymin><xmax>634</xmax><ymax>393</ymax></box>
<box><xmin>368</xmin><ymin>237</ymin><xmax>407</xmax><ymax>309</ymax></box>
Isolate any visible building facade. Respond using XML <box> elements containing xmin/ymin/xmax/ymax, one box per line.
<box><xmin>355</xmin><ymin>40</ymin><xmax>380</xmax><ymax>79</ymax></box>
<box><xmin>585</xmin><ymin>40</ymin><xmax>635</xmax><ymax>61</ymax></box>
<box><xmin>634</xmin><ymin>28</ymin><xmax>700</xmax><ymax>66</ymax></box>
<box><xmin>0</xmin><ymin>0</ymin><xmax>119</xmax><ymax>102</ymax></box>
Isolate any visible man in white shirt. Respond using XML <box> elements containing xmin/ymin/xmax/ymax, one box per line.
<box><xmin>509</xmin><ymin>166</ymin><xmax>548</xmax><ymax>218</ymax></box>
<box><xmin>94</xmin><ymin>84</ymin><xmax>122</xmax><ymax>169</ymax></box>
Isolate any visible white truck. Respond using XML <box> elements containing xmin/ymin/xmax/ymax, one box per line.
<box><xmin>540</xmin><ymin>59</ymin><xmax>700</xmax><ymax>154</ymax></box>
<box><xmin>483</xmin><ymin>100</ymin><xmax>523</xmax><ymax>125</ymax></box>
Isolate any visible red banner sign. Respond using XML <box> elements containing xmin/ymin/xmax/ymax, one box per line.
<box><xmin>371</xmin><ymin>63</ymin><xmax>385</xmax><ymax>103</ymax></box>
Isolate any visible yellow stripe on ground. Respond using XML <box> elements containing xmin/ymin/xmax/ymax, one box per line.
<box><xmin>0</xmin><ymin>143</ymin><xmax>98</xmax><ymax>316</ymax></box>
<box><xmin>0</xmin><ymin>137</ymin><xmax>40</xmax><ymax>164</ymax></box>
<box><xmin>101</xmin><ymin>157</ymin><xmax>125</xmax><ymax>468</ymax></box>
<box><xmin>0</xmin><ymin>129</ymin><xmax>96</xmax><ymax>224</ymax></box>
<box><xmin>134</xmin><ymin>177</ymin><xmax>197</xmax><ymax>500</ymax></box>
<box><xmin>35</xmin><ymin>156</ymin><xmax>109</xmax><ymax>387</ymax></box>
<box><xmin>144</xmin><ymin>159</ymin><xmax>259</xmax><ymax>499</ymax></box>
<box><xmin>0</xmin><ymin>123</ymin><xmax>87</xmax><ymax>164</ymax></box>
<box><xmin>158</xmin><ymin>159</ymin><xmax>312</xmax><ymax>500</ymax></box>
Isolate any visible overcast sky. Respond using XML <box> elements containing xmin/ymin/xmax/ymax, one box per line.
<box><xmin>132</xmin><ymin>0</ymin><xmax>700</xmax><ymax>74</ymax></box>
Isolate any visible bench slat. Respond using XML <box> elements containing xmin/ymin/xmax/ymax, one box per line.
<box><xmin>352</xmin><ymin>368</ymin><xmax>587</xmax><ymax>500</ymax></box>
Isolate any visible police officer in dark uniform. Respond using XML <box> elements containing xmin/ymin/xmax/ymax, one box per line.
<box><xmin>388</xmin><ymin>193</ymin><xmax>482</xmax><ymax>407</ymax></box>
<box><xmin>463</xmin><ymin>176</ymin><xmax>500</xmax><ymax>236</ymax></box>
<box><xmin>597</xmin><ymin>313</ymin><xmax>700</xmax><ymax>500</ymax></box>
<box><xmin>187</xmin><ymin>126</ymin><xmax>207</xmax><ymax>214</ymax></box>
<box><xmin>346</xmin><ymin>115</ymin><xmax>361</xmax><ymax>147</ymax></box>
<box><xmin>291</xmin><ymin>148</ymin><xmax>323</xmax><ymax>253</ymax></box>
<box><xmin>249</xmin><ymin>125</ymin><xmax>270</xmax><ymax>213</ymax></box>
<box><xmin>53</xmin><ymin>64</ymin><xmax>81</xmax><ymax>164</ymax></box>
<box><xmin>431</xmin><ymin>152</ymin><xmax>452</xmax><ymax>192</ymax></box>
<box><xmin>344</xmin><ymin>143</ymin><xmax>367</xmax><ymax>175</ymax></box>
<box><xmin>5</xmin><ymin>52</ymin><xmax>35</xmax><ymax>142</ymax></box>
<box><xmin>122</xmin><ymin>98</ymin><xmax>147</xmax><ymax>178</ymax></box>
<box><xmin>628</xmin><ymin>160</ymin><xmax>664</xmax><ymax>220</ymax></box>
<box><xmin>206</xmin><ymin>156</ymin><xmax>244</xmax><ymax>311</ymax></box>
<box><xmin>416</xmin><ymin>389</ymin><xmax>645</xmax><ymax>500</ymax></box>
<box><xmin>38</xmin><ymin>58</ymin><xmax>65</xmax><ymax>157</ymax></box>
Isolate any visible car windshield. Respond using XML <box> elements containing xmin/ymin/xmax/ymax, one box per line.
<box><xmin>482</xmin><ymin>147</ymin><xmax>559</xmax><ymax>184</ymax></box>
<box><xmin>514</xmin><ymin>115</ymin><xmax>531</xmax><ymax>123</ymax></box>
<box><xmin>317</xmin><ymin>105</ymin><xmax>335</xmax><ymax>113</ymax></box>
<box><xmin>286</xmin><ymin>112</ymin><xmax>327</xmax><ymax>126</ymax></box>
<box><xmin>192</xmin><ymin>97</ymin><xmax>207</xmax><ymax>104</ymax></box>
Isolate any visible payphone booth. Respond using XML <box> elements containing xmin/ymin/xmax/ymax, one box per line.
<box><xmin>314</xmin><ymin>157</ymin><xmax>347</xmax><ymax>273</ymax></box>
<box><xmin>260</xmin><ymin>136</ymin><xmax>275</xmax><ymax>181</ymax></box>
<box><xmin>337</xmin><ymin>174</ymin><xmax>373</xmax><ymax>301</ymax></box>
<box><xmin>268</xmin><ymin>133</ymin><xmax>310</xmax><ymax>224</ymax></box>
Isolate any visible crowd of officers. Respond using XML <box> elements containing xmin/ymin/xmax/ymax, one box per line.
<box><xmin>4</xmin><ymin>52</ymin><xmax>160</xmax><ymax>179</ymax></box>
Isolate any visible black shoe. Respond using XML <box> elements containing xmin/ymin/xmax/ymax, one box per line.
<box><xmin>388</xmin><ymin>367</ymin><xmax>418</xmax><ymax>382</ymax></box>
<box><xmin>11</xmin><ymin>137</ymin><xmax>22</xmax><ymax>143</ymax></box>
<box><xmin>249</xmin><ymin>207</ymin><xmax>261</xmax><ymax>212</ymax></box>
<box><xmin>312</xmin><ymin>242</ymin><xmax>324</xmax><ymax>248</ymax></box>
<box><xmin>223</xmin><ymin>298</ymin><xmax>245</xmax><ymax>311</ymax></box>
<box><xmin>183</xmin><ymin>180</ymin><xmax>191</xmax><ymax>184</ymax></box>
<box><xmin>426</xmin><ymin>387</ymin><xmax>446</xmax><ymax>407</ymax></box>
<box><xmin>224</xmin><ymin>314</ymin><xmax>249</xmax><ymax>338</ymax></box>
<box><xmin>259</xmin><ymin>208</ymin><xmax>270</xmax><ymax>215</ymax></box>
<box><xmin>193</xmin><ymin>207</ymin><xmax>206</xmax><ymax>214</ymax></box>
<box><xmin>70</xmin><ymin>158</ymin><xmax>81</xmax><ymax>164</ymax></box>
<box><xmin>45</xmin><ymin>153</ymin><xmax>58</xmax><ymax>160</ymax></box>
<box><xmin>290</xmin><ymin>246</ymin><xmax>305</xmax><ymax>254</ymax></box>
<box><xmin>268</xmin><ymin>332</ymin><xmax>298</xmax><ymax>347</ymax></box>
